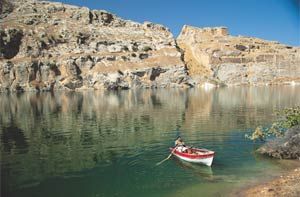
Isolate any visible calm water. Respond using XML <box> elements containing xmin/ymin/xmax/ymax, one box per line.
<box><xmin>1</xmin><ymin>86</ymin><xmax>300</xmax><ymax>197</ymax></box>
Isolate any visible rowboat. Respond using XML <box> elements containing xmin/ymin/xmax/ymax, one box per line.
<box><xmin>170</xmin><ymin>146</ymin><xmax>215</xmax><ymax>166</ymax></box>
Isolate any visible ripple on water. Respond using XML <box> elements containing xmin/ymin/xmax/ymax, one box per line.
<box><xmin>1</xmin><ymin>87</ymin><xmax>300</xmax><ymax>197</ymax></box>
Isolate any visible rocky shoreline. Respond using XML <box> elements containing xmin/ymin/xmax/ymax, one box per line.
<box><xmin>257</xmin><ymin>125</ymin><xmax>300</xmax><ymax>160</ymax></box>
<box><xmin>237</xmin><ymin>167</ymin><xmax>300</xmax><ymax>197</ymax></box>
<box><xmin>1</xmin><ymin>0</ymin><xmax>300</xmax><ymax>92</ymax></box>
<box><xmin>235</xmin><ymin>124</ymin><xmax>300</xmax><ymax>196</ymax></box>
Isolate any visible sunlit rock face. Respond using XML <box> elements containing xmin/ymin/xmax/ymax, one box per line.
<box><xmin>177</xmin><ymin>25</ymin><xmax>300</xmax><ymax>86</ymax></box>
<box><xmin>1</xmin><ymin>0</ymin><xmax>299</xmax><ymax>92</ymax></box>
<box><xmin>0</xmin><ymin>0</ymin><xmax>193</xmax><ymax>92</ymax></box>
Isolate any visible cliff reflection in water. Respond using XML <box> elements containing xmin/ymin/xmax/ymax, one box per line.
<box><xmin>1</xmin><ymin>86</ymin><xmax>300</xmax><ymax>189</ymax></box>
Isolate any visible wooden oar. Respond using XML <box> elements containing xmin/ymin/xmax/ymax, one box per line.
<box><xmin>156</xmin><ymin>146</ymin><xmax>177</xmax><ymax>166</ymax></box>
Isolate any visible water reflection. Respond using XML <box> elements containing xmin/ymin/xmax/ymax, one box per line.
<box><xmin>1</xmin><ymin>125</ymin><xmax>28</xmax><ymax>154</ymax></box>
<box><xmin>173</xmin><ymin>159</ymin><xmax>214</xmax><ymax>180</ymax></box>
<box><xmin>1</xmin><ymin>86</ymin><xmax>300</xmax><ymax>195</ymax></box>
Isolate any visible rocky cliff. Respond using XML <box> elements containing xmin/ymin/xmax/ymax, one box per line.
<box><xmin>177</xmin><ymin>25</ymin><xmax>300</xmax><ymax>86</ymax></box>
<box><xmin>0</xmin><ymin>0</ymin><xmax>193</xmax><ymax>92</ymax></box>
<box><xmin>1</xmin><ymin>0</ymin><xmax>299</xmax><ymax>92</ymax></box>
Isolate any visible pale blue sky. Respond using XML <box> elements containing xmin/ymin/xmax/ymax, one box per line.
<box><xmin>51</xmin><ymin>0</ymin><xmax>300</xmax><ymax>46</ymax></box>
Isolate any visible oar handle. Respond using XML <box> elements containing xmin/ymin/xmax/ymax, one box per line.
<box><xmin>168</xmin><ymin>146</ymin><xmax>177</xmax><ymax>158</ymax></box>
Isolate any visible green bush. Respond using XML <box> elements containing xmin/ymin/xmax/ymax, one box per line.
<box><xmin>142</xmin><ymin>46</ymin><xmax>152</xmax><ymax>52</ymax></box>
<box><xmin>245</xmin><ymin>106</ymin><xmax>300</xmax><ymax>141</ymax></box>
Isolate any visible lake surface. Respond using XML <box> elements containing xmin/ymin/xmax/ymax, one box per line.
<box><xmin>1</xmin><ymin>86</ymin><xmax>300</xmax><ymax>197</ymax></box>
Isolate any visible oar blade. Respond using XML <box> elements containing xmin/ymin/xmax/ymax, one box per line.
<box><xmin>155</xmin><ymin>151</ymin><xmax>174</xmax><ymax>166</ymax></box>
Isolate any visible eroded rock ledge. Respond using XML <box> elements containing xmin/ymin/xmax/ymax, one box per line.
<box><xmin>0</xmin><ymin>0</ymin><xmax>193</xmax><ymax>92</ymax></box>
<box><xmin>257</xmin><ymin>125</ymin><xmax>300</xmax><ymax>160</ymax></box>
<box><xmin>1</xmin><ymin>0</ymin><xmax>299</xmax><ymax>92</ymax></box>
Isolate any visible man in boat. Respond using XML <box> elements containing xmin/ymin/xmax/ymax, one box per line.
<box><xmin>175</xmin><ymin>136</ymin><xmax>185</xmax><ymax>146</ymax></box>
<box><xmin>175</xmin><ymin>136</ymin><xmax>188</xmax><ymax>153</ymax></box>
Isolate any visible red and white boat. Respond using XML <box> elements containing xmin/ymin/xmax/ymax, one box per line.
<box><xmin>170</xmin><ymin>146</ymin><xmax>215</xmax><ymax>166</ymax></box>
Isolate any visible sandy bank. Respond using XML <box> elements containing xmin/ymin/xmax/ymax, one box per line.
<box><xmin>237</xmin><ymin>166</ymin><xmax>300</xmax><ymax>197</ymax></box>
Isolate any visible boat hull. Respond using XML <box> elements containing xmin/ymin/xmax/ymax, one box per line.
<box><xmin>170</xmin><ymin>147</ymin><xmax>215</xmax><ymax>166</ymax></box>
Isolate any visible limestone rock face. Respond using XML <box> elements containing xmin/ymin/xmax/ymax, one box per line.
<box><xmin>0</xmin><ymin>0</ymin><xmax>193</xmax><ymax>92</ymax></box>
<box><xmin>177</xmin><ymin>25</ymin><xmax>300</xmax><ymax>86</ymax></box>
<box><xmin>1</xmin><ymin>1</ymin><xmax>299</xmax><ymax>91</ymax></box>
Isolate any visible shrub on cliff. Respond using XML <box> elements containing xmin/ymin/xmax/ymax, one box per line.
<box><xmin>257</xmin><ymin>125</ymin><xmax>300</xmax><ymax>159</ymax></box>
<box><xmin>245</xmin><ymin>106</ymin><xmax>300</xmax><ymax>141</ymax></box>
<box><xmin>245</xmin><ymin>106</ymin><xmax>300</xmax><ymax>159</ymax></box>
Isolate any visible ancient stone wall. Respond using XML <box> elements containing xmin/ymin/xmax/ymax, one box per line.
<box><xmin>177</xmin><ymin>25</ymin><xmax>300</xmax><ymax>86</ymax></box>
